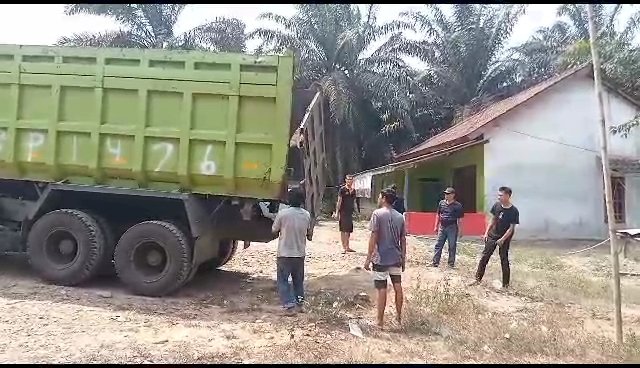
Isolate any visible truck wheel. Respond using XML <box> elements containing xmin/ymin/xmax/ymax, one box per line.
<box><xmin>89</xmin><ymin>213</ymin><xmax>117</xmax><ymax>277</ymax></box>
<box><xmin>114</xmin><ymin>221</ymin><xmax>192</xmax><ymax>297</ymax></box>
<box><xmin>196</xmin><ymin>239</ymin><xmax>238</xmax><ymax>274</ymax></box>
<box><xmin>26</xmin><ymin>209</ymin><xmax>106</xmax><ymax>286</ymax></box>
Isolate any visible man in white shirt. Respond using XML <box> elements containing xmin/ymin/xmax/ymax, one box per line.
<box><xmin>272</xmin><ymin>188</ymin><xmax>312</xmax><ymax>315</ymax></box>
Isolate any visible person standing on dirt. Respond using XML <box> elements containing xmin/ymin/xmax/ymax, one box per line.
<box><xmin>390</xmin><ymin>184</ymin><xmax>406</xmax><ymax>214</ymax></box>
<box><xmin>469</xmin><ymin>186</ymin><xmax>519</xmax><ymax>290</ymax></box>
<box><xmin>272</xmin><ymin>188</ymin><xmax>312</xmax><ymax>315</ymax></box>
<box><xmin>364</xmin><ymin>188</ymin><xmax>407</xmax><ymax>329</ymax></box>
<box><xmin>432</xmin><ymin>187</ymin><xmax>464</xmax><ymax>268</ymax></box>
<box><xmin>334</xmin><ymin>175</ymin><xmax>360</xmax><ymax>253</ymax></box>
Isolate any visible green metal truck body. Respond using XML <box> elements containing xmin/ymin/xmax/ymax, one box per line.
<box><xmin>0</xmin><ymin>44</ymin><xmax>328</xmax><ymax>297</ymax></box>
<box><xmin>0</xmin><ymin>44</ymin><xmax>293</xmax><ymax>199</ymax></box>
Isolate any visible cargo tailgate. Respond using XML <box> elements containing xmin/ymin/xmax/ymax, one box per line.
<box><xmin>292</xmin><ymin>89</ymin><xmax>328</xmax><ymax>224</ymax></box>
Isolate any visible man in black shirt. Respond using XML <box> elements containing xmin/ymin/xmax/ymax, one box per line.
<box><xmin>390</xmin><ymin>184</ymin><xmax>406</xmax><ymax>214</ymax></box>
<box><xmin>334</xmin><ymin>175</ymin><xmax>360</xmax><ymax>253</ymax></box>
<box><xmin>469</xmin><ymin>186</ymin><xmax>519</xmax><ymax>289</ymax></box>
<box><xmin>432</xmin><ymin>187</ymin><xmax>464</xmax><ymax>268</ymax></box>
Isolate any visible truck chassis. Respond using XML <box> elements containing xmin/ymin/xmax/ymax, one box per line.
<box><xmin>0</xmin><ymin>179</ymin><xmax>278</xmax><ymax>297</ymax></box>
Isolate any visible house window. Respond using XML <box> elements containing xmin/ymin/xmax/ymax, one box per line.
<box><xmin>604</xmin><ymin>176</ymin><xmax>625</xmax><ymax>224</ymax></box>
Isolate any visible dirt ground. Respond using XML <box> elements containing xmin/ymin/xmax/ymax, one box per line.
<box><xmin>1</xmin><ymin>221</ymin><xmax>639</xmax><ymax>363</ymax></box>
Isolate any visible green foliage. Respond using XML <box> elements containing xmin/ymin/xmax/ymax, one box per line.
<box><xmin>402</xmin><ymin>4</ymin><xmax>526</xmax><ymax>110</ymax></box>
<box><xmin>251</xmin><ymin>4</ymin><xmax>419</xmax><ymax>179</ymax></box>
<box><xmin>58</xmin><ymin>4</ymin><xmax>247</xmax><ymax>52</ymax></box>
<box><xmin>514</xmin><ymin>4</ymin><xmax>640</xmax><ymax>99</ymax></box>
<box><xmin>58</xmin><ymin>3</ymin><xmax>640</xmax><ymax>171</ymax></box>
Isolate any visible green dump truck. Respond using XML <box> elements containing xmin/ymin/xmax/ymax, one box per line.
<box><xmin>0</xmin><ymin>44</ymin><xmax>327</xmax><ymax>296</ymax></box>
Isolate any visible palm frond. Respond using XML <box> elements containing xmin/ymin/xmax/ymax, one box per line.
<box><xmin>176</xmin><ymin>17</ymin><xmax>247</xmax><ymax>52</ymax></box>
<box><xmin>65</xmin><ymin>4</ymin><xmax>152</xmax><ymax>40</ymax></box>
<box><xmin>611</xmin><ymin>114</ymin><xmax>640</xmax><ymax>138</ymax></box>
<box><xmin>56</xmin><ymin>30</ymin><xmax>144</xmax><ymax>48</ymax></box>
<box><xmin>319</xmin><ymin>70</ymin><xmax>355</xmax><ymax>126</ymax></box>
<box><xmin>620</xmin><ymin>8</ymin><xmax>640</xmax><ymax>43</ymax></box>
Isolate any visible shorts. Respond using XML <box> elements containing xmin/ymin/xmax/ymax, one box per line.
<box><xmin>372</xmin><ymin>263</ymin><xmax>402</xmax><ymax>289</ymax></box>
<box><xmin>338</xmin><ymin>213</ymin><xmax>354</xmax><ymax>233</ymax></box>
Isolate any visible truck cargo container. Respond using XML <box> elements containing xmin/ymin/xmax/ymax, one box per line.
<box><xmin>0</xmin><ymin>44</ymin><xmax>327</xmax><ymax>296</ymax></box>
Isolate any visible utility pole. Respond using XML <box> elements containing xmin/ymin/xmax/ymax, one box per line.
<box><xmin>587</xmin><ymin>4</ymin><xmax>623</xmax><ymax>345</ymax></box>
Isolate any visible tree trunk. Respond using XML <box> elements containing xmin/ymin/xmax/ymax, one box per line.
<box><xmin>334</xmin><ymin>126</ymin><xmax>346</xmax><ymax>184</ymax></box>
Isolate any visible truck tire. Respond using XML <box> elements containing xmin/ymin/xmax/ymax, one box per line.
<box><xmin>114</xmin><ymin>221</ymin><xmax>192</xmax><ymax>297</ymax></box>
<box><xmin>89</xmin><ymin>213</ymin><xmax>117</xmax><ymax>277</ymax></box>
<box><xmin>196</xmin><ymin>239</ymin><xmax>238</xmax><ymax>274</ymax></box>
<box><xmin>26</xmin><ymin>209</ymin><xmax>107</xmax><ymax>286</ymax></box>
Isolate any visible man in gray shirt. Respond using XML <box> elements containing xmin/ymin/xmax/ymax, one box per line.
<box><xmin>272</xmin><ymin>188</ymin><xmax>312</xmax><ymax>315</ymax></box>
<box><xmin>364</xmin><ymin>188</ymin><xmax>407</xmax><ymax>328</ymax></box>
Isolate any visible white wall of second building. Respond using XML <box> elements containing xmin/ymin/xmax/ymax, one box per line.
<box><xmin>483</xmin><ymin>74</ymin><xmax>640</xmax><ymax>239</ymax></box>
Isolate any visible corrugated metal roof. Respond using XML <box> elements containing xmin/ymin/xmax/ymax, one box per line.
<box><xmin>352</xmin><ymin>139</ymin><xmax>486</xmax><ymax>197</ymax></box>
<box><xmin>396</xmin><ymin>64</ymin><xmax>592</xmax><ymax>161</ymax></box>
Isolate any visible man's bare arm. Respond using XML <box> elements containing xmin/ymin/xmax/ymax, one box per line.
<box><xmin>366</xmin><ymin>232</ymin><xmax>376</xmax><ymax>259</ymax></box>
<box><xmin>400</xmin><ymin>234</ymin><xmax>407</xmax><ymax>271</ymax></box>
<box><xmin>498</xmin><ymin>224</ymin><xmax>516</xmax><ymax>245</ymax></box>
<box><xmin>483</xmin><ymin>216</ymin><xmax>497</xmax><ymax>239</ymax></box>
<box><xmin>364</xmin><ymin>231</ymin><xmax>377</xmax><ymax>270</ymax></box>
<box><xmin>272</xmin><ymin>213</ymin><xmax>281</xmax><ymax>235</ymax></box>
<box><xmin>306</xmin><ymin>217</ymin><xmax>314</xmax><ymax>241</ymax></box>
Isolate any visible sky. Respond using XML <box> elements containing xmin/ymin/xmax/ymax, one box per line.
<box><xmin>0</xmin><ymin>4</ymin><xmax>634</xmax><ymax>51</ymax></box>
<box><xmin>0</xmin><ymin>4</ymin><xmax>559</xmax><ymax>48</ymax></box>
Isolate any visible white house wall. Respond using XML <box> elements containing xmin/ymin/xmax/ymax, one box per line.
<box><xmin>626</xmin><ymin>175</ymin><xmax>640</xmax><ymax>230</ymax></box>
<box><xmin>483</xmin><ymin>75</ymin><xmax>640</xmax><ymax>239</ymax></box>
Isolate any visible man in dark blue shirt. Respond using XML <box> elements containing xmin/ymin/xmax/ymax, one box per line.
<box><xmin>432</xmin><ymin>187</ymin><xmax>464</xmax><ymax>268</ymax></box>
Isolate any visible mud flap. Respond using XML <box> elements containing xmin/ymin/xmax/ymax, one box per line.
<box><xmin>186</xmin><ymin>230</ymin><xmax>221</xmax><ymax>283</ymax></box>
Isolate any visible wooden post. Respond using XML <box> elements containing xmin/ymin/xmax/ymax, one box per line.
<box><xmin>587</xmin><ymin>4</ymin><xmax>624</xmax><ymax>345</ymax></box>
<box><xmin>403</xmin><ymin>169</ymin><xmax>410</xmax><ymax>211</ymax></box>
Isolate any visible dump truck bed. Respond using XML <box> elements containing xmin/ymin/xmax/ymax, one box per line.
<box><xmin>0</xmin><ymin>44</ymin><xmax>294</xmax><ymax>199</ymax></box>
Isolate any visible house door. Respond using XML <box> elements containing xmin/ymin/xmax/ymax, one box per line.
<box><xmin>417</xmin><ymin>179</ymin><xmax>444</xmax><ymax>212</ymax></box>
<box><xmin>452</xmin><ymin>165</ymin><xmax>477</xmax><ymax>212</ymax></box>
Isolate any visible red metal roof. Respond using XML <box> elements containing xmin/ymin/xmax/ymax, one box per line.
<box><xmin>396</xmin><ymin>64</ymin><xmax>592</xmax><ymax>161</ymax></box>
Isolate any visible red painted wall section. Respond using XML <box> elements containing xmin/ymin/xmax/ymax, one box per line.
<box><xmin>405</xmin><ymin>212</ymin><xmax>487</xmax><ymax>236</ymax></box>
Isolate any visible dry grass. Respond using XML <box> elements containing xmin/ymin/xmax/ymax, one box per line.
<box><xmin>304</xmin><ymin>289</ymin><xmax>371</xmax><ymax>324</ymax></box>
<box><xmin>402</xmin><ymin>278</ymin><xmax>639</xmax><ymax>363</ymax></box>
<box><xmin>396</xmin><ymin>235</ymin><xmax>640</xmax><ymax>363</ymax></box>
<box><xmin>3</xmin><ymin>222</ymin><xmax>640</xmax><ymax>364</ymax></box>
<box><xmin>196</xmin><ymin>235</ymin><xmax>640</xmax><ymax>363</ymax></box>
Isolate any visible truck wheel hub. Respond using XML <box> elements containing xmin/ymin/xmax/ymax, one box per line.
<box><xmin>133</xmin><ymin>241</ymin><xmax>168</xmax><ymax>277</ymax></box>
<box><xmin>146</xmin><ymin>250</ymin><xmax>163</xmax><ymax>267</ymax></box>
<box><xmin>59</xmin><ymin>239</ymin><xmax>76</xmax><ymax>255</ymax></box>
<box><xmin>44</xmin><ymin>230</ymin><xmax>78</xmax><ymax>266</ymax></box>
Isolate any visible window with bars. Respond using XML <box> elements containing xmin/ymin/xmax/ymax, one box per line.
<box><xmin>604</xmin><ymin>176</ymin><xmax>625</xmax><ymax>224</ymax></box>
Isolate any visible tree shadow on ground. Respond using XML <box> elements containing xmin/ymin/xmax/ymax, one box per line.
<box><xmin>0</xmin><ymin>253</ymin><xmax>382</xmax><ymax>327</ymax></box>
<box><xmin>0</xmin><ymin>253</ymin><xmax>282</xmax><ymax>323</ymax></box>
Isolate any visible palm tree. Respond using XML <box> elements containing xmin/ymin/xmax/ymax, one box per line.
<box><xmin>605</xmin><ymin>45</ymin><xmax>640</xmax><ymax>138</ymax></box>
<box><xmin>251</xmin><ymin>4</ymin><xmax>418</xmax><ymax>178</ymax></box>
<box><xmin>513</xmin><ymin>5</ymin><xmax>640</xmax><ymax>136</ymax></box>
<box><xmin>400</xmin><ymin>4</ymin><xmax>526</xmax><ymax>128</ymax></box>
<box><xmin>57</xmin><ymin>4</ymin><xmax>247</xmax><ymax>52</ymax></box>
<box><xmin>513</xmin><ymin>4</ymin><xmax>640</xmax><ymax>83</ymax></box>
